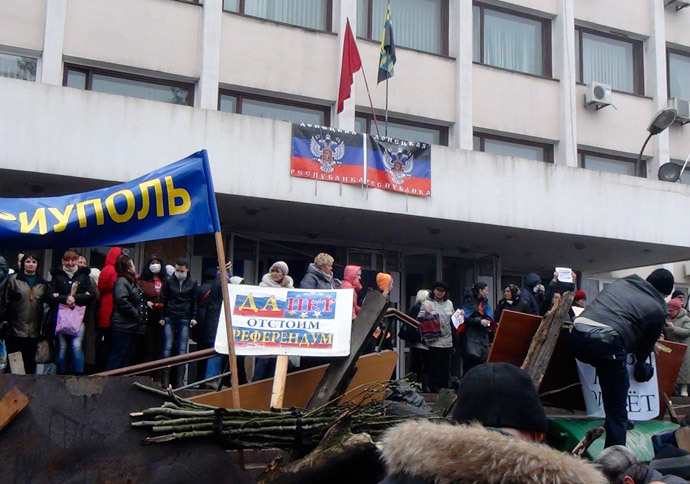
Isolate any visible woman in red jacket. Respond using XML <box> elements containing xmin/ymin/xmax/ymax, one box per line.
<box><xmin>96</xmin><ymin>247</ymin><xmax>121</xmax><ymax>371</ymax></box>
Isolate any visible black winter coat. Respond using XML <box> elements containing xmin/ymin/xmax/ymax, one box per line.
<box><xmin>460</xmin><ymin>291</ymin><xmax>494</xmax><ymax>363</ymax></box>
<box><xmin>494</xmin><ymin>297</ymin><xmax>531</xmax><ymax>324</ymax></box>
<box><xmin>46</xmin><ymin>267</ymin><xmax>96</xmax><ymax>308</ymax></box>
<box><xmin>579</xmin><ymin>274</ymin><xmax>667</xmax><ymax>360</ymax></box>
<box><xmin>110</xmin><ymin>277</ymin><xmax>144</xmax><ymax>334</ymax></box>
<box><xmin>161</xmin><ymin>275</ymin><xmax>198</xmax><ymax>320</ymax></box>
<box><xmin>195</xmin><ymin>277</ymin><xmax>223</xmax><ymax>345</ymax></box>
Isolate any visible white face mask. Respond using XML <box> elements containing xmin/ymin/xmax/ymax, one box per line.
<box><xmin>149</xmin><ymin>263</ymin><xmax>161</xmax><ymax>274</ymax></box>
<box><xmin>175</xmin><ymin>271</ymin><xmax>187</xmax><ymax>281</ymax></box>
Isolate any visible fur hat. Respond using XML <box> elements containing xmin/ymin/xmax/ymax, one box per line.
<box><xmin>574</xmin><ymin>289</ymin><xmax>587</xmax><ymax>301</ymax></box>
<box><xmin>646</xmin><ymin>268</ymin><xmax>674</xmax><ymax>296</ymax></box>
<box><xmin>432</xmin><ymin>280</ymin><xmax>448</xmax><ymax>292</ymax></box>
<box><xmin>453</xmin><ymin>362</ymin><xmax>548</xmax><ymax>434</ymax></box>
<box><xmin>270</xmin><ymin>261</ymin><xmax>289</xmax><ymax>276</ymax></box>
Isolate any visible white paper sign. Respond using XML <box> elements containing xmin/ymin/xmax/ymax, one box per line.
<box><xmin>575</xmin><ymin>353</ymin><xmax>659</xmax><ymax>421</ymax></box>
<box><xmin>451</xmin><ymin>309</ymin><xmax>465</xmax><ymax>330</ymax></box>
<box><xmin>555</xmin><ymin>267</ymin><xmax>573</xmax><ymax>283</ymax></box>
<box><xmin>214</xmin><ymin>284</ymin><xmax>353</xmax><ymax>357</ymax></box>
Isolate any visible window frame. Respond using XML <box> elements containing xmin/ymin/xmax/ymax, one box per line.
<box><xmin>473</xmin><ymin>132</ymin><xmax>553</xmax><ymax>163</ymax></box>
<box><xmin>356</xmin><ymin>112</ymin><xmax>449</xmax><ymax>146</ymax></box>
<box><xmin>358</xmin><ymin>0</ymin><xmax>449</xmax><ymax>56</ymax></box>
<box><xmin>578</xmin><ymin>149</ymin><xmax>644</xmax><ymax>177</ymax></box>
<box><xmin>473</xmin><ymin>2</ymin><xmax>552</xmax><ymax>78</ymax></box>
<box><xmin>223</xmin><ymin>0</ymin><xmax>333</xmax><ymax>33</ymax></box>
<box><xmin>0</xmin><ymin>51</ymin><xmax>38</xmax><ymax>82</ymax></box>
<box><xmin>62</xmin><ymin>64</ymin><xmax>195</xmax><ymax>106</ymax></box>
<box><xmin>218</xmin><ymin>89</ymin><xmax>331</xmax><ymax>126</ymax></box>
<box><xmin>575</xmin><ymin>26</ymin><xmax>644</xmax><ymax>96</ymax></box>
<box><xmin>667</xmin><ymin>47</ymin><xmax>690</xmax><ymax>100</ymax></box>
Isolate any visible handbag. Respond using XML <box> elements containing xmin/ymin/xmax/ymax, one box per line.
<box><xmin>55</xmin><ymin>282</ymin><xmax>85</xmax><ymax>337</ymax></box>
<box><xmin>35</xmin><ymin>338</ymin><xmax>53</xmax><ymax>364</ymax></box>
<box><xmin>418</xmin><ymin>312</ymin><xmax>442</xmax><ymax>343</ymax></box>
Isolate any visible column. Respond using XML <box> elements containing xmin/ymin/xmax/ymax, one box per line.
<box><xmin>334</xmin><ymin>0</ymin><xmax>358</xmax><ymax>130</ymax></box>
<box><xmin>647</xmin><ymin>0</ymin><xmax>671</xmax><ymax>177</ymax></box>
<box><xmin>450</xmin><ymin>0</ymin><xmax>473</xmax><ymax>150</ymax></box>
<box><xmin>41</xmin><ymin>0</ymin><xmax>67</xmax><ymax>85</ymax></box>
<box><xmin>554</xmin><ymin>0</ymin><xmax>578</xmax><ymax>167</ymax></box>
<box><xmin>198</xmin><ymin>0</ymin><xmax>223</xmax><ymax>110</ymax></box>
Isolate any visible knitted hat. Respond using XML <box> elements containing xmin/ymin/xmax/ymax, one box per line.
<box><xmin>672</xmin><ymin>290</ymin><xmax>685</xmax><ymax>299</ymax></box>
<box><xmin>432</xmin><ymin>280</ymin><xmax>448</xmax><ymax>292</ymax></box>
<box><xmin>668</xmin><ymin>299</ymin><xmax>682</xmax><ymax>310</ymax></box>
<box><xmin>646</xmin><ymin>268</ymin><xmax>674</xmax><ymax>296</ymax></box>
<box><xmin>574</xmin><ymin>289</ymin><xmax>587</xmax><ymax>301</ymax></box>
<box><xmin>270</xmin><ymin>261</ymin><xmax>289</xmax><ymax>276</ymax></box>
<box><xmin>376</xmin><ymin>272</ymin><xmax>392</xmax><ymax>291</ymax></box>
<box><xmin>453</xmin><ymin>363</ymin><xmax>548</xmax><ymax>434</ymax></box>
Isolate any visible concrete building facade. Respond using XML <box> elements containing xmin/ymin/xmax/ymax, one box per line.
<box><xmin>0</xmin><ymin>0</ymin><xmax>689</xmax><ymax>323</ymax></box>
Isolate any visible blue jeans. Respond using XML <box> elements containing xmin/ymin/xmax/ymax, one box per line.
<box><xmin>58</xmin><ymin>323</ymin><xmax>85</xmax><ymax>374</ymax></box>
<box><xmin>162</xmin><ymin>318</ymin><xmax>190</xmax><ymax>359</ymax></box>
<box><xmin>106</xmin><ymin>330</ymin><xmax>138</xmax><ymax>370</ymax></box>
<box><xmin>568</xmin><ymin>328</ymin><xmax>629</xmax><ymax>447</ymax></box>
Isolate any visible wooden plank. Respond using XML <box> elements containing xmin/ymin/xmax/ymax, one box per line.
<box><xmin>656</xmin><ymin>340</ymin><xmax>687</xmax><ymax>419</ymax></box>
<box><xmin>487</xmin><ymin>310</ymin><xmax>542</xmax><ymax>366</ymax></box>
<box><xmin>8</xmin><ymin>352</ymin><xmax>25</xmax><ymax>375</ymax></box>
<box><xmin>307</xmin><ymin>288</ymin><xmax>389</xmax><ymax>410</ymax></box>
<box><xmin>269</xmin><ymin>355</ymin><xmax>289</xmax><ymax>410</ymax></box>
<box><xmin>190</xmin><ymin>350</ymin><xmax>398</xmax><ymax>410</ymax></box>
<box><xmin>0</xmin><ymin>387</ymin><xmax>29</xmax><ymax>432</ymax></box>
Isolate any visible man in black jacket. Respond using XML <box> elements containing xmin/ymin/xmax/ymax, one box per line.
<box><xmin>569</xmin><ymin>268</ymin><xmax>673</xmax><ymax>448</ymax></box>
<box><xmin>159</xmin><ymin>257</ymin><xmax>198</xmax><ymax>388</ymax></box>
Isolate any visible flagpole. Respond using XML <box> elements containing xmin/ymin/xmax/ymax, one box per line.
<box><xmin>385</xmin><ymin>77</ymin><xmax>389</xmax><ymax>137</ymax></box>
<box><xmin>359</xmin><ymin>67</ymin><xmax>381</xmax><ymax>137</ymax></box>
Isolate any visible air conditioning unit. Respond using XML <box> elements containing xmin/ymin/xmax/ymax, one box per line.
<box><xmin>669</xmin><ymin>97</ymin><xmax>690</xmax><ymax>125</ymax></box>
<box><xmin>585</xmin><ymin>82</ymin><xmax>612</xmax><ymax>110</ymax></box>
<box><xmin>665</xmin><ymin>0</ymin><xmax>690</xmax><ymax>11</ymax></box>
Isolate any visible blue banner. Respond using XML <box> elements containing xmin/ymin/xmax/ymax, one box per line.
<box><xmin>0</xmin><ymin>150</ymin><xmax>220</xmax><ymax>250</ymax></box>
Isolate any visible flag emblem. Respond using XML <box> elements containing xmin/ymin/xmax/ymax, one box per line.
<box><xmin>309</xmin><ymin>134</ymin><xmax>346</xmax><ymax>173</ymax></box>
<box><xmin>383</xmin><ymin>147</ymin><xmax>414</xmax><ymax>185</ymax></box>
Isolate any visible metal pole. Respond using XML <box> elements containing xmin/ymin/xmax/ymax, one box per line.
<box><xmin>385</xmin><ymin>77</ymin><xmax>389</xmax><ymax>137</ymax></box>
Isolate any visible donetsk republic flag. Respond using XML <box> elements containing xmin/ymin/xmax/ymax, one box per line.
<box><xmin>290</xmin><ymin>124</ymin><xmax>365</xmax><ymax>185</ymax></box>
<box><xmin>367</xmin><ymin>137</ymin><xmax>431</xmax><ymax>197</ymax></box>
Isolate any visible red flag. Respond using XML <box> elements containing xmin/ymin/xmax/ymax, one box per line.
<box><xmin>337</xmin><ymin>19</ymin><xmax>362</xmax><ymax>114</ymax></box>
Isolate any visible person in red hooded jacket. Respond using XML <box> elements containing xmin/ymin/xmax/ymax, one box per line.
<box><xmin>96</xmin><ymin>247</ymin><xmax>121</xmax><ymax>371</ymax></box>
<box><xmin>339</xmin><ymin>265</ymin><xmax>362</xmax><ymax>319</ymax></box>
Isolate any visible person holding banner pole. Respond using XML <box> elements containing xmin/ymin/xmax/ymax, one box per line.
<box><xmin>46</xmin><ymin>250</ymin><xmax>96</xmax><ymax>375</ymax></box>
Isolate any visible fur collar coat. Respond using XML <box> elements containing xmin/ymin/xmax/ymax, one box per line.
<box><xmin>379</xmin><ymin>420</ymin><xmax>607</xmax><ymax>484</ymax></box>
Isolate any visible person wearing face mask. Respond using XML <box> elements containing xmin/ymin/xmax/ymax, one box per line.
<box><xmin>2</xmin><ymin>253</ymin><xmax>46</xmax><ymax>374</ymax></box>
<box><xmin>46</xmin><ymin>250</ymin><xmax>96</xmax><ymax>375</ymax></box>
<box><xmin>96</xmin><ymin>246</ymin><xmax>122</xmax><ymax>371</ymax></box>
<box><xmin>107</xmin><ymin>254</ymin><xmax>149</xmax><ymax>370</ymax></box>
<box><xmin>159</xmin><ymin>257</ymin><xmax>198</xmax><ymax>388</ymax></box>
<box><xmin>137</xmin><ymin>254</ymin><xmax>166</xmax><ymax>377</ymax></box>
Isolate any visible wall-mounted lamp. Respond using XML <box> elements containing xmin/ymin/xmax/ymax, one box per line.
<box><xmin>636</xmin><ymin>108</ymin><xmax>677</xmax><ymax>175</ymax></box>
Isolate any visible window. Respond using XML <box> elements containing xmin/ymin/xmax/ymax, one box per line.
<box><xmin>473</xmin><ymin>133</ymin><xmax>552</xmax><ymax>162</ymax></box>
<box><xmin>223</xmin><ymin>0</ymin><xmax>332</xmax><ymax>32</ymax></box>
<box><xmin>578</xmin><ymin>150</ymin><xmax>641</xmax><ymax>177</ymax></box>
<box><xmin>0</xmin><ymin>52</ymin><xmax>37</xmax><ymax>81</ymax></box>
<box><xmin>219</xmin><ymin>90</ymin><xmax>330</xmax><ymax>126</ymax></box>
<box><xmin>357</xmin><ymin>0</ymin><xmax>448</xmax><ymax>55</ymax></box>
<box><xmin>473</xmin><ymin>3</ymin><xmax>551</xmax><ymax>77</ymax></box>
<box><xmin>355</xmin><ymin>114</ymin><xmax>448</xmax><ymax>146</ymax></box>
<box><xmin>64</xmin><ymin>66</ymin><xmax>193</xmax><ymax>106</ymax></box>
<box><xmin>576</xmin><ymin>27</ymin><xmax>643</xmax><ymax>95</ymax></box>
<box><xmin>668</xmin><ymin>50</ymin><xmax>690</xmax><ymax>100</ymax></box>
